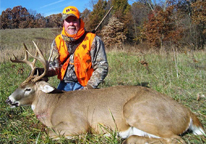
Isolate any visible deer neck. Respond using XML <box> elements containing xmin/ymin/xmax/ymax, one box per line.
<box><xmin>31</xmin><ymin>91</ymin><xmax>58</xmax><ymax>127</ymax></box>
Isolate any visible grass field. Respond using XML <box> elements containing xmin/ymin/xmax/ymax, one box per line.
<box><xmin>0</xmin><ymin>28</ymin><xmax>206</xmax><ymax>143</ymax></box>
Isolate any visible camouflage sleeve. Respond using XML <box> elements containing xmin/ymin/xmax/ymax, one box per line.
<box><xmin>87</xmin><ymin>36</ymin><xmax>109</xmax><ymax>88</ymax></box>
<box><xmin>47</xmin><ymin>40</ymin><xmax>60</xmax><ymax>76</ymax></box>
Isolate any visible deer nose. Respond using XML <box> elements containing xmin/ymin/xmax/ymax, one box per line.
<box><xmin>5</xmin><ymin>98</ymin><xmax>19</xmax><ymax>108</ymax></box>
<box><xmin>5</xmin><ymin>98</ymin><xmax>11</xmax><ymax>104</ymax></box>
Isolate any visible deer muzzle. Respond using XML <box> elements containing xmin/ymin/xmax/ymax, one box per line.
<box><xmin>6</xmin><ymin>97</ymin><xmax>19</xmax><ymax>108</ymax></box>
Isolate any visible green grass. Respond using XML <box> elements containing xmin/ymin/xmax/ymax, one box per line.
<box><xmin>0</xmin><ymin>28</ymin><xmax>206</xmax><ymax>143</ymax></box>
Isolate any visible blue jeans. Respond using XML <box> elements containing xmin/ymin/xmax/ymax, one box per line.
<box><xmin>57</xmin><ymin>81</ymin><xmax>84</xmax><ymax>91</ymax></box>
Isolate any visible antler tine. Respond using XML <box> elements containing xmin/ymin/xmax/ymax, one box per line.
<box><xmin>23</xmin><ymin>43</ymin><xmax>37</xmax><ymax>71</ymax></box>
<box><xmin>10</xmin><ymin>43</ymin><xmax>36</xmax><ymax>71</ymax></box>
<box><xmin>23</xmin><ymin>43</ymin><xmax>37</xmax><ymax>63</ymax></box>
<box><xmin>23</xmin><ymin>43</ymin><xmax>38</xmax><ymax>76</ymax></box>
<box><xmin>28</xmin><ymin>41</ymin><xmax>48</xmax><ymax>82</ymax></box>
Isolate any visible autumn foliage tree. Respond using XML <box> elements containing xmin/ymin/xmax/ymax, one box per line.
<box><xmin>81</xmin><ymin>8</ymin><xmax>91</xmax><ymax>29</ymax></box>
<box><xmin>191</xmin><ymin>0</ymin><xmax>206</xmax><ymax>49</ymax></box>
<box><xmin>1</xmin><ymin>6</ymin><xmax>30</xmax><ymax>29</ymax></box>
<box><xmin>0</xmin><ymin>6</ymin><xmax>62</xmax><ymax>29</ymax></box>
<box><xmin>45</xmin><ymin>13</ymin><xmax>62</xmax><ymax>28</ymax></box>
<box><xmin>101</xmin><ymin>16</ymin><xmax>126</xmax><ymax>48</ymax></box>
<box><xmin>131</xmin><ymin>2</ymin><xmax>150</xmax><ymax>44</ymax></box>
<box><xmin>143</xmin><ymin>5</ymin><xmax>182</xmax><ymax>48</ymax></box>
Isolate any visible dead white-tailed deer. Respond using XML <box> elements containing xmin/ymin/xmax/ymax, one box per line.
<box><xmin>6</xmin><ymin>42</ymin><xmax>205</xmax><ymax>143</ymax></box>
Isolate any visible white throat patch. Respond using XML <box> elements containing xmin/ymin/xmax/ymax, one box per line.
<box><xmin>31</xmin><ymin>104</ymin><xmax>35</xmax><ymax>110</ymax></box>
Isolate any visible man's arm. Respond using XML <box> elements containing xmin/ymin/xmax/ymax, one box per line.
<box><xmin>86</xmin><ymin>36</ymin><xmax>108</xmax><ymax>88</ymax></box>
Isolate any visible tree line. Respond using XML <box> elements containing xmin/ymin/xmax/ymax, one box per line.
<box><xmin>1</xmin><ymin>0</ymin><xmax>205</xmax><ymax>50</ymax></box>
<box><xmin>0</xmin><ymin>6</ymin><xmax>62</xmax><ymax>29</ymax></box>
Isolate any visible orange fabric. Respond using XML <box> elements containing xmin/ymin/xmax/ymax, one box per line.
<box><xmin>62</xmin><ymin>6</ymin><xmax>80</xmax><ymax>19</ymax></box>
<box><xmin>55</xmin><ymin>32</ymin><xmax>96</xmax><ymax>86</ymax></box>
<box><xmin>61</xmin><ymin>19</ymin><xmax>85</xmax><ymax>40</ymax></box>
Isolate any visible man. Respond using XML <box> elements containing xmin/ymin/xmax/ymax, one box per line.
<box><xmin>47</xmin><ymin>6</ymin><xmax>108</xmax><ymax>91</ymax></box>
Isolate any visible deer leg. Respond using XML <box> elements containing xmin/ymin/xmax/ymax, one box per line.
<box><xmin>47</xmin><ymin>121</ymin><xmax>90</xmax><ymax>139</ymax></box>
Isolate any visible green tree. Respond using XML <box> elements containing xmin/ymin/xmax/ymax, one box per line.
<box><xmin>112</xmin><ymin>0</ymin><xmax>130</xmax><ymax>20</ymax></box>
<box><xmin>111</xmin><ymin>0</ymin><xmax>131</xmax><ymax>42</ymax></box>
<box><xmin>86</xmin><ymin>0</ymin><xmax>108</xmax><ymax>32</ymax></box>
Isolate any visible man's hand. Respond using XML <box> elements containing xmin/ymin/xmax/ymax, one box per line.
<box><xmin>83</xmin><ymin>84</ymin><xmax>93</xmax><ymax>90</ymax></box>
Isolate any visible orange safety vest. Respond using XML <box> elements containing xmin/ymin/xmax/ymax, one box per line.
<box><xmin>55</xmin><ymin>32</ymin><xmax>96</xmax><ymax>86</ymax></box>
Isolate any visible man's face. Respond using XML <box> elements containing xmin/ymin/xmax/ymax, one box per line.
<box><xmin>63</xmin><ymin>16</ymin><xmax>80</xmax><ymax>35</ymax></box>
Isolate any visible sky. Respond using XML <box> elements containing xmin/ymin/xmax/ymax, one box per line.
<box><xmin>0</xmin><ymin>0</ymin><xmax>99</xmax><ymax>17</ymax></box>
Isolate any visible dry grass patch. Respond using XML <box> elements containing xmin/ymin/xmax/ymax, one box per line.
<box><xmin>0</xmin><ymin>28</ymin><xmax>61</xmax><ymax>62</ymax></box>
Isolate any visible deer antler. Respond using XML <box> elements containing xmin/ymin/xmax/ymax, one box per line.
<box><xmin>10</xmin><ymin>43</ymin><xmax>37</xmax><ymax>71</ymax></box>
<box><xmin>10</xmin><ymin>41</ymin><xmax>48</xmax><ymax>83</ymax></box>
<box><xmin>28</xmin><ymin>41</ymin><xmax>48</xmax><ymax>82</ymax></box>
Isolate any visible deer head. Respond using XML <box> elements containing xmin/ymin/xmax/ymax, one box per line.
<box><xmin>6</xmin><ymin>41</ymin><xmax>54</xmax><ymax>108</ymax></box>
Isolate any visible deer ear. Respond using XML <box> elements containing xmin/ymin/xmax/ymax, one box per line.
<box><xmin>41</xmin><ymin>85</ymin><xmax>55</xmax><ymax>93</ymax></box>
<box><xmin>37</xmin><ymin>81</ymin><xmax>55</xmax><ymax>93</ymax></box>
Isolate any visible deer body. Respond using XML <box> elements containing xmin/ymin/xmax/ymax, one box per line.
<box><xmin>6</xmin><ymin>42</ymin><xmax>205</xmax><ymax>143</ymax></box>
<box><xmin>8</xmin><ymin>81</ymin><xmax>204</xmax><ymax>142</ymax></box>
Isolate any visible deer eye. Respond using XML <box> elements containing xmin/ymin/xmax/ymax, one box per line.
<box><xmin>25</xmin><ymin>88</ymin><xmax>31</xmax><ymax>91</ymax></box>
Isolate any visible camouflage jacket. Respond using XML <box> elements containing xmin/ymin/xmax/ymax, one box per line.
<box><xmin>48</xmin><ymin>34</ymin><xmax>108</xmax><ymax>88</ymax></box>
